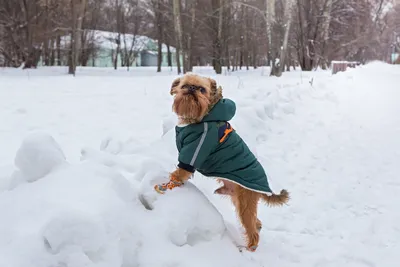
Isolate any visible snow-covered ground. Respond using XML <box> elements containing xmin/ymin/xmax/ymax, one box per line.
<box><xmin>0</xmin><ymin>63</ymin><xmax>399</xmax><ymax>267</ymax></box>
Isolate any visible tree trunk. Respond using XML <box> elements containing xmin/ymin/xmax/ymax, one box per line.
<box><xmin>186</xmin><ymin>0</ymin><xmax>196</xmax><ymax>72</ymax></box>
<box><xmin>296</xmin><ymin>0</ymin><xmax>305</xmax><ymax>70</ymax></box>
<box><xmin>226</xmin><ymin>44</ymin><xmax>230</xmax><ymax>71</ymax></box>
<box><xmin>173</xmin><ymin>0</ymin><xmax>184</xmax><ymax>74</ymax></box>
<box><xmin>244</xmin><ymin>4</ymin><xmax>249</xmax><ymax>71</ymax></box>
<box><xmin>275</xmin><ymin>0</ymin><xmax>293</xmax><ymax>77</ymax></box>
<box><xmin>20</xmin><ymin>0</ymin><xmax>35</xmax><ymax>68</ymax></box>
<box><xmin>252</xmin><ymin>16</ymin><xmax>258</xmax><ymax>69</ymax></box>
<box><xmin>114</xmin><ymin>34</ymin><xmax>121</xmax><ymax>70</ymax></box>
<box><xmin>252</xmin><ymin>37</ymin><xmax>258</xmax><ymax>69</ymax></box>
<box><xmin>296</xmin><ymin>0</ymin><xmax>312</xmax><ymax>70</ymax></box>
<box><xmin>43</xmin><ymin>0</ymin><xmax>50</xmax><ymax>66</ymax></box>
<box><xmin>232</xmin><ymin>50</ymin><xmax>237</xmax><ymax>71</ymax></box>
<box><xmin>157</xmin><ymin>39</ymin><xmax>162</xmax><ymax>72</ymax></box>
<box><xmin>69</xmin><ymin>0</ymin><xmax>87</xmax><ymax>75</ymax></box>
<box><xmin>286</xmin><ymin>57</ymin><xmax>291</xmax><ymax>71</ymax></box>
<box><xmin>214</xmin><ymin>0</ymin><xmax>223</xmax><ymax>74</ymax></box>
<box><xmin>74</xmin><ymin>0</ymin><xmax>87</xmax><ymax>70</ymax></box>
<box><xmin>50</xmin><ymin>38</ymin><xmax>55</xmax><ymax>66</ymax></box>
<box><xmin>68</xmin><ymin>0</ymin><xmax>77</xmax><ymax>74</ymax></box>
<box><xmin>265</xmin><ymin>0</ymin><xmax>275</xmax><ymax>67</ymax></box>
<box><xmin>320</xmin><ymin>0</ymin><xmax>333</xmax><ymax>69</ymax></box>
<box><xmin>43</xmin><ymin>41</ymin><xmax>49</xmax><ymax>66</ymax></box>
<box><xmin>114</xmin><ymin>0</ymin><xmax>121</xmax><ymax>70</ymax></box>
<box><xmin>156</xmin><ymin>0</ymin><xmax>163</xmax><ymax>72</ymax></box>
<box><xmin>56</xmin><ymin>35</ymin><xmax>61</xmax><ymax>66</ymax></box>
<box><xmin>167</xmin><ymin>44</ymin><xmax>172</xmax><ymax>67</ymax></box>
<box><xmin>80</xmin><ymin>31</ymin><xmax>90</xmax><ymax>67</ymax></box>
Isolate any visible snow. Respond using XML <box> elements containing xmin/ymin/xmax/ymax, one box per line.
<box><xmin>0</xmin><ymin>63</ymin><xmax>400</xmax><ymax>267</ymax></box>
<box><xmin>13</xmin><ymin>132</ymin><xmax>66</xmax><ymax>185</ymax></box>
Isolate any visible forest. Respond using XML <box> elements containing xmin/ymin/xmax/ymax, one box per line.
<box><xmin>0</xmin><ymin>0</ymin><xmax>399</xmax><ymax>75</ymax></box>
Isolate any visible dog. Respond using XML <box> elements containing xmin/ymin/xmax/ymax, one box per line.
<box><xmin>154</xmin><ymin>73</ymin><xmax>289</xmax><ymax>252</ymax></box>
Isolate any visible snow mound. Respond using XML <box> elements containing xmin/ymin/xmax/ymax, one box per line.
<box><xmin>139</xmin><ymin>173</ymin><xmax>226</xmax><ymax>247</ymax></box>
<box><xmin>2</xmin><ymin>64</ymin><xmax>399</xmax><ymax>266</ymax></box>
<box><xmin>0</xmin><ymin>153</ymin><xmax>141</xmax><ymax>267</ymax></box>
<box><xmin>0</xmin><ymin>133</ymin><xmax>241</xmax><ymax>267</ymax></box>
<box><xmin>162</xmin><ymin>114</ymin><xmax>177</xmax><ymax>136</ymax></box>
<box><xmin>9</xmin><ymin>133</ymin><xmax>67</xmax><ymax>189</ymax></box>
<box><xmin>42</xmin><ymin>211</ymin><xmax>108</xmax><ymax>260</ymax></box>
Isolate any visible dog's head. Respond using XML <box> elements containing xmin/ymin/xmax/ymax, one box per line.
<box><xmin>170</xmin><ymin>73</ymin><xmax>222</xmax><ymax>123</ymax></box>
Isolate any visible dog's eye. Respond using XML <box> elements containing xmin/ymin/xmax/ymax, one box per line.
<box><xmin>199</xmin><ymin>87</ymin><xmax>206</xmax><ymax>94</ymax></box>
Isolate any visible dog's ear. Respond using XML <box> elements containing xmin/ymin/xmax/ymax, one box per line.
<box><xmin>216</xmin><ymin>85</ymin><xmax>223</xmax><ymax>100</ymax></box>
<box><xmin>170</xmin><ymin>77</ymin><xmax>181</xmax><ymax>96</ymax></box>
<box><xmin>208</xmin><ymin>78</ymin><xmax>223</xmax><ymax>104</ymax></box>
<box><xmin>208</xmin><ymin>78</ymin><xmax>217</xmax><ymax>93</ymax></box>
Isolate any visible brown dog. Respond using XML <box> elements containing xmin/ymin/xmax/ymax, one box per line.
<box><xmin>154</xmin><ymin>73</ymin><xmax>289</xmax><ymax>252</ymax></box>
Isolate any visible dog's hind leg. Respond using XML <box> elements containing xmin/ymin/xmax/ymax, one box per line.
<box><xmin>214</xmin><ymin>179</ymin><xmax>235</xmax><ymax>195</ymax></box>
<box><xmin>256</xmin><ymin>218</ymin><xmax>262</xmax><ymax>232</ymax></box>
<box><xmin>233</xmin><ymin>187</ymin><xmax>260</xmax><ymax>252</ymax></box>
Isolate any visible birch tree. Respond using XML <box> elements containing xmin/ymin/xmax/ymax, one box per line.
<box><xmin>185</xmin><ymin>0</ymin><xmax>197</xmax><ymax>72</ymax></box>
<box><xmin>154</xmin><ymin>0</ymin><xmax>163</xmax><ymax>72</ymax></box>
<box><xmin>320</xmin><ymin>0</ymin><xmax>333</xmax><ymax>69</ymax></box>
<box><xmin>69</xmin><ymin>0</ymin><xmax>87</xmax><ymax>75</ymax></box>
<box><xmin>172</xmin><ymin>0</ymin><xmax>183</xmax><ymax>74</ymax></box>
<box><xmin>275</xmin><ymin>0</ymin><xmax>293</xmax><ymax>76</ymax></box>
<box><xmin>265</xmin><ymin>0</ymin><xmax>275</xmax><ymax>66</ymax></box>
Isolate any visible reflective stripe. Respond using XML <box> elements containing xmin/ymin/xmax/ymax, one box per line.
<box><xmin>190</xmin><ymin>122</ymin><xmax>208</xmax><ymax>166</ymax></box>
<box><xmin>215</xmin><ymin>177</ymin><xmax>273</xmax><ymax>195</ymax></box>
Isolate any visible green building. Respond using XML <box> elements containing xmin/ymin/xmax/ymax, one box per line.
<box><xmin>39</xmin><ymin>30</ymin><xmax>183</xmax><ymax>68</ymax></box>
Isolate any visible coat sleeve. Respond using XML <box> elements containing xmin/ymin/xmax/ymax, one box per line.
<box><xmin>178</xmin><ymin>122</ymin><xmax>218</xmax><ymax>173</ymax></box>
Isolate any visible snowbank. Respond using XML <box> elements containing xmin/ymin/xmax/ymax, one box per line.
<box><xmin>0</xmin><ymin>132</ymin><xmax>242</xmax><ymax>267</ymax></box>
<box><xmin>1</xmin><ymin>63</ymin><xmax>399</xmax><ymax>266</ymax></box>
<box><xmin>13</xmin><ymin>132</ymin><xmax>66</xmax><ymax>183</ymax></box>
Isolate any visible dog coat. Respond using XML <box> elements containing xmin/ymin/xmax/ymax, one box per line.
<box><xmin>175</xmin><ymin>98</ymin><xmax>272</xmax><ymax>194</ymax></box>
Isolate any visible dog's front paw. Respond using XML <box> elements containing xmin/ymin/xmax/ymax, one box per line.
<box><xmin>154</xmin><ymin>177</ymin><xmax>184</xmax><ymax>194</ymax></box>
<box><xmin>154</xmin><ymin>184</ymin><xmax>167</xmax><ymax>194</ymax></box>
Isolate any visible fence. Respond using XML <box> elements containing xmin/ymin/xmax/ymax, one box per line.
<box><xmin>331</xmin><ymin>61</ymin><xmax>360</xmax><ymax>74</ymax></box>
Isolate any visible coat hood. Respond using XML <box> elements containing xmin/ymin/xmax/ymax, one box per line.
<box><xmin>201</xmin><ymin>98</ymin><xmax>236</xmax><ymax>122</ymax></box>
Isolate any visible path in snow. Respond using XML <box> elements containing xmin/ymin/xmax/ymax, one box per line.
<box><xmin>248</xmin><ymin>63</ymin><xmax>400</xmax><ymax>266</ymax></box>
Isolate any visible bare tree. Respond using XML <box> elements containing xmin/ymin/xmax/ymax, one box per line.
<box><xmin>122</xmin><ymin>0</ymin><xmax>145</xmax><ymax>69</ymax></box>
<box><xmin>185</xmin><ymin>0</ymin><xmax>197</xmax><ymax>72</ymax></box>
<box><xmin>265</xmin><ymin>0</ymin><xmax>275</xmax><ymax>67</ymax></box>
<box><xmin>172</xmin><ymin>0</ymin><xmax>183</xmax><ymax>73</ymax></box>
<box><xmin>319</xmin><ymin>0</ymin><xmax>333</xmax><ymax>69</ymax></box>
<box><xmin>275</xmin><ymin>0</ymin><xmax>293</xmax><ymax>76</ymax></box>
<box><xmin>69</xmin><ymin>0</ymin><xmax>87</xmax><ymax>75</ymax></box>
<box><xmin>1</xmin><ymin>0</ymin><xmax>397</xmax><ymax>74</ymax></box>
<box><xmin>113</xmin><ymin>0</ymin><xmax>122</xmax><ymax>70</ymax></box>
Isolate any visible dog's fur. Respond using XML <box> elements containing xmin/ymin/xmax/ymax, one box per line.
<box><xmin>169</xmin><ymin>73</ymin><xmax>289</xmax><ymax>251</ymax></box>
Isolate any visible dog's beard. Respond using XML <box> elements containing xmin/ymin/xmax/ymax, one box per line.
<box><xmin>173</xmin><ymin>92</ymin><xmax>210</xmax><ymax>122</ymax></box>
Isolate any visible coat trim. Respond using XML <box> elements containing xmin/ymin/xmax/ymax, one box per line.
<box><xmin>190</xmin><ymin>122</ymin><xmax>208</xmax><ymax>166</ymax></box>
<box><xmin>214</xmin><ymin>176</ymin><xmax>273</xmax><ymax>196</ymax></box>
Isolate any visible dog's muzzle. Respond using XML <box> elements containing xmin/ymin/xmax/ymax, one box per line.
<box><xmin>182</xmin><ymin>84</ymin><xmax>205</xmax><ymax>94</ymax></box>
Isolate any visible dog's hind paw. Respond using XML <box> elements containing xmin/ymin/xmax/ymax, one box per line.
<box><xmin>236</xmin><ymin>245</ymin><xmax>258</xmax><ymax>252</ymax></box>
<box><xmin>247</xmin><ymin>245</ymin><xmax>258</xmax><ymax>252</ymax></box>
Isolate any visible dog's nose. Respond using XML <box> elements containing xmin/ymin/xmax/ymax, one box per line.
<box><xmin>188</xmin><ymin>85</ymin><xmax>197</xmax><ymax>93</ymax></box>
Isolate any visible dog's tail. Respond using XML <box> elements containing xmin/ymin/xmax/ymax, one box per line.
<box><xmin>261</xmin><ymin>189</ymin><xmax>290</xmax><ymax>207</ymax></box>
